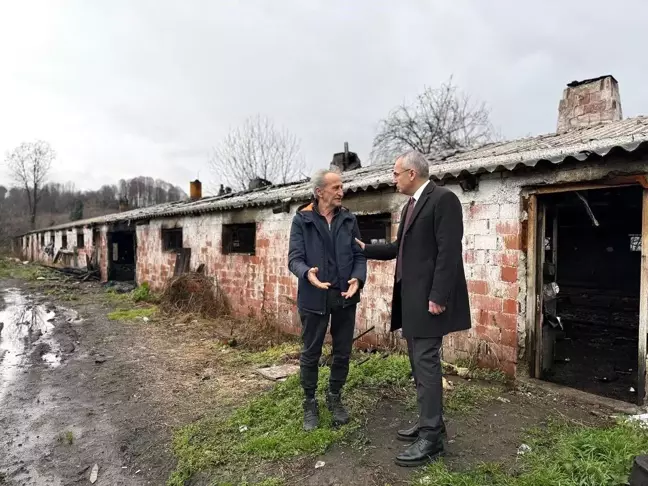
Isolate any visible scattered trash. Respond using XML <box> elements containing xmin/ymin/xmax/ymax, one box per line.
<box><xmin>496</xmin><ymin>396</ymin><xmax>511</xmax><ymax>404</ymax></box>
<box><xmin>135</xmin><ymin>469</ymin><xmax>141</xmax><ymax>474</ymax></box>
<box><xmin>517</xmin><ymin>444</ymin><xmax>532</xmax><ymax>456</ymax></box>
<box><xmin>631</xmin><ymin>387</ymin><xmax>637</xmax><ymax>393</ymax></box>
<box><xmin>239</xmin><ymin>425</ymin><xmax>248</xmax><ymax>433</ymax></box>
<box><xmin>315</xmin><ymin>461</ymin><xmax>325</xmax><ymax>469</ymax></box>
<box><xmin>256</xmin><ymin>364</ymin><xmax>300</xmax><ymax>381</ymax></box>
<box><xmin>627</xmin><ymin>413</ymin><xmax>648</xmax><ymax>428</ymax></box>
<box><xmin>90</xmin><ymin>464</ymin><xmax>99</xmax><ymax>483</ymax></box>
<box><xmin>142</xmin><ymin>317</ymin><xmax>150</xmax><ymax>322</ymax></box>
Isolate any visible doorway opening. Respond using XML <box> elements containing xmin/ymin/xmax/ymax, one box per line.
<box><xmin>533</xmin><ymin>185</ymin><xmax>644</xmax><ymax>403</ymax></box>
<box><xmin>108</xmin><ymin>227</ymin><xmax>136</xmax><ymax>281</ymax></box>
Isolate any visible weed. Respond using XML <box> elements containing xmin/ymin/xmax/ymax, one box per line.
<box><xmin>168</xmin><ymin>354</ymin><xmax>412</xmax><ymax>485</ymax></box>
<box><xmin>414</xmin><ymin>420</ymin><xmax>648</xmax><ymax>486</ymax></box>
<box><xmin>237</xmin><ymin>342</ymin><xmax>302</xmax><ymax>366</ymax></box>
<box><xmin>107</xmin><ymin>306</ymin><xmax>157</xmax><ymax>321</ymax></box>
<box><xmin>444</xmin><ymin>382</ymin><xmax>502</xmax><ymax>415</ymax></box>
<box><xmin>132</xmin><ymin>282</ymin><xmax>159</xmax><ymax>303</ymax></box>
<box><xmin>58</xmin><ymin>430</ymin><xmax>74</xmax><ymax>445</ymax></box>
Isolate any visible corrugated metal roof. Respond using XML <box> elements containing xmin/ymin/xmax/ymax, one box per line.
<box><xmin>25</xmin><ymin>116</ymin><xmax>648</xmax><ymax>234</ymax></box>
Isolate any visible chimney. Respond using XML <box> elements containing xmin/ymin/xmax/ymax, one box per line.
<box><xmin>190</xmin><ymin>179</ymin><xmax>202</xmax><ymax>201</ymax></box>
<box><xmin>118</xmin><ymin>197</ymin><xmax>128</xmax><ymax>212</ymax></box>
<box><xmin>330</xmin><ymin>142</ymin><xmax>362</xmax><ymax>172</ymax></box>
<box><xmin>557</xmin><ymin>75</ymin><xmax>622</xmax><ymax>132</ymax></box>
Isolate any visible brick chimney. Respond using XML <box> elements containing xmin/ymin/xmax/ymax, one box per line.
<box><xmin>330</xmin><ymin>142</ymin><xmax>361</xmax><ymax>172</ymax></box>
<box><xmin>557</xmin><ymin>75</ymin><xmax>622</xmax><ymax>132</ymax></box>
<box><xmin>189</xmin><ymin>179</ymin><xmax>202</xmax><ymax>200</ymax></box>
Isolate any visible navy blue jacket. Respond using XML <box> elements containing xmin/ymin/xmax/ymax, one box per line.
<box><xmin>288</xmin><ymin>201</ymin><xmax>367</xmax><ymax>315</ymax></box>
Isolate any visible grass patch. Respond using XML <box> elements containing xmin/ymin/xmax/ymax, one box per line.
<box><xmin>58</xmin><ymin>430</ymin><xmax>74</xmax><ymax>445</ymax></box>
<box><xmin>107</xmin><ymin>306</ymin><xmax>157</xmax><ymax>321</ymax></box>
<box><xmin>132</xmin><ymin>282</ymin><xmax>159</xmax><ymax>303</ymax></box>
<box><xmin>0</xmin><ymin>258</ymin><xmax>52</xmax><ymax>280</ymax></box>
<box><xmin>449</xmin><ymin>358</ymin><xmax>508</xmax><ymax>384</ymax></box>
<box><xmin>238</xmin><ymin>342</ymin><xmax>302</xmax><ymax>366</ymax></box>
<box><xmin>168</xmin><ymin>354</ymin><xmax>412</xmax><ymax>485</ymax></box>
<box><xmin>414</xmin><ymin>419</ymin><xmax>648</xmax><ymax>486</ymax></box>
<box><xmin>445</xmin><ymin>382</ymin><xmax>503</xmax><ymax>415</ymax></box>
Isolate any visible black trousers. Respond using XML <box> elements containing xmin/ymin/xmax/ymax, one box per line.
<box><xmin>299</xmin><ymin>290</ymin><xmax>356</xmax><ymax>399</ymax></box>
<box><xmin>406</xmin><ymin>335</ymin><xmax>445</xmax><ymax>442</ymax></box>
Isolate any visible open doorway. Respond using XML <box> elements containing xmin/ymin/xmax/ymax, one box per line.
<box><xmin>108</xmin><ymin>228</ymin><xmax>136</xmax><ymax>281</ymax></box>
<box><xmin>534</xmin><ymin>186</ymin><xmax>643</xmax><ymax>403</ymax></box>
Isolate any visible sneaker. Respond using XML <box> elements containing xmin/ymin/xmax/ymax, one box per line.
<box><xmin>303</xmin><ymin>398</ymin><xmax>319</xmax><ymax>431</ymax></box>
<box><xmin>326</xmin><ymin>392</ymin><xmax>350</xmax><ymax>426</ymax></box>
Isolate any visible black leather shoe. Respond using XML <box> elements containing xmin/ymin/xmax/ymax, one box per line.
<box><xmin>303</xmin><ymin>398</ymin><xmax>319</xmax><ymax>431</ymax></box>
<box><xmin>397</xmin><ymin>422</ymin><xmax>447</xmax><ymax>442</ymax></box>
<box><xmin>395</xmin><ymin>438</ymin><xmax>444</xmax><ymax>467</ymax></box>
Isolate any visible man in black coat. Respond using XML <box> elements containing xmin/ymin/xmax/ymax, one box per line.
<box><xmin>356</xmin><ymin>150</ymin><xmax>471</xmax><ymax>467</ymax></box>
<box><xmin>288</xmin><ymin>169</ymin><xmax>367</xmax><ymax>431</ymax></box>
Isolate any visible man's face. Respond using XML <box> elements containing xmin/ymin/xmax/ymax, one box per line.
<box><xmin>317</xmin><ymin>173</ymin><xmax>344</xmax><ymax>207</ymax></box>
<box><xmin>392</xmin><ymin>157</ymin><xmax>416</xmax><ymax>195</ymax></box>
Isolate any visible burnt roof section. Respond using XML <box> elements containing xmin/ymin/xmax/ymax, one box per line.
<box><xmin>567</xmin><ymin>75</ymin><xmax>618</xmax><ymax>87</ymax></box>
<box><xmin>22</xmin><ymin>115</ymin><xmax>648</xmax><ymax>235</ymax></box>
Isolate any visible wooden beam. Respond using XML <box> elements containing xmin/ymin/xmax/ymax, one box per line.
<box><xmin>552</xmin><ymin>210</ymin><xmax>559</xmax><ymax>280</ymax></box>
<box><xmin>527</xmin><ymin>181</ymin><xmax>638</xmax><ymax>196</ymax></box>
<box><xmin>638</xmin><ymin>189</ymin><xmax>648</xmax><ymax>405</ymax></box>
<box><xmin>535</xmin><ymin>202</ymin><xmax>546</xmax><ymax>378</ymax></box>
<box><xmin>526</xmin><ymin>195</ymin><xmax>539</xmax><ymax>377</ymax></box>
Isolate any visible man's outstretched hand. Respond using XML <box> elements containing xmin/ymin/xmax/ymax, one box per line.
<box><xmin>354</xmin><ymin>238</ymin><xmax>365</xmax><ymax>250</ymax></box>
<box><xmin>307</xmin><ymin>267</ymin><xmax>331</xmax><ymax>290</ymax></box>
<box><xmin>342</xmin><ymin>278</ymin><xmax>359</xmax><ymax>299</ymax></box>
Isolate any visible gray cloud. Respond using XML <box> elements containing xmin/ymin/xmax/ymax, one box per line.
<box><xmin>1</xmin><ymin>0</ymin><xmax>647</xmax><ymax>193</ymax></box>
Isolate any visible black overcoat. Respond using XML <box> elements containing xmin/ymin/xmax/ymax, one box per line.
<box><xmin>364</xmin><ymin>183</ymin><xmax>471</xmax><ymax>338</ymax></box>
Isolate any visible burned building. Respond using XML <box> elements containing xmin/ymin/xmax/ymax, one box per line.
<box><xmin>17</xmin><ymin>75</ymin><xmax>648</xmax><ymax>405</ymax></box>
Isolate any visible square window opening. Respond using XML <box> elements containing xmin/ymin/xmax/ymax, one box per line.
<box><xmin>162</xmin><ymin>228</ymin><xmax>183</xmax><ymax>252</ymax></box>
<box><xmin>222</xmin><ymin>223</ymin><xmax>256</xmax><ymax>255</ymax></box>
<box><xmin>357</xmin><ymin>213</ymin><xmax>392</xmax><ymax>244</ymax></box>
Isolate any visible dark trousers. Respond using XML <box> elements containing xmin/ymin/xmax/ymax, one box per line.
<box><xmin>406</xmin><ymin>335</ymin><xmax>445</xmax><ymax>442</ymax></box>
<box><xmin>299</xmin><ymin>290</ymin><xmax>356</xmax><ymax>399</ymax></box>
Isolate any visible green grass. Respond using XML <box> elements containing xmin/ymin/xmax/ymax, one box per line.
<box><xmin>414</xmin><ymin>420</ymin><xmax>648</xmax><ymax>486</ymax></box>
<box><xmin>445</xmin><ymin>382</ymin><xmax>503</xmax><ymax>415</ymax></box>
<box><xmin>450</xmin><ymin>358</ymin><xmax>508</xmax><ymax>384</ymax></box>
<box><xmin>58</xmin><ymin>430</ymin><xmax>74</xmax><ymax>445</ymax></box>
<box><xmin>132</xmin><ymin>282</ymin><xmax>159</xmax><ymax>303</ymax></box>
<box><xmin>107</xmin><ymin>306</ymin><xmax>157</xmax><ymax>321</ymax></box>
<box><xmin>168</xmin><ymin>354</ymin><xmax>412</xmax><ymax>485</ymax></box>
<box><xmin>0</xmin><ymin>259</ymin><xmax>52</xmax><ymax>280</ymax></box>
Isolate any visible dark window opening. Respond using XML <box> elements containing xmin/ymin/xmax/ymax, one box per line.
<box><xmin>162</xmin><ymin>228</ymin><xmax>183</xmax><ymax>251</ymax></box>
<box><xmin>77</xmin><ymin>233</ymin><xmax>85</xmax><ymax>248</ymax></box>
<box><xmin>357</xmin><ymin>213</ymin><xmax>392</xmax><ymax>244</ymax></box>
<box><xmin>109</xmin><ymin>231</ymin><xmax>136</xmax><ymax>281</ymax></box>
<box><xmin>222</xmin><ymin>223</ymin><xmax>256</xmax><ymax>255</ymax></box>
<box><xmin>62</xmin><ymin>234</ymin><xmax>68</xmax><ymax>249</ymax></box>
<box><xmin>40</xmin><ymin>234</ymin><xmax>44</xmax><ymax>246</ymax></box>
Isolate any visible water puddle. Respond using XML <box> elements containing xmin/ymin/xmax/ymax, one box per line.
<box><xmin>0</xmin><ymin>289</ymin><xmax>65</xmax><ymax>400</ymax></box>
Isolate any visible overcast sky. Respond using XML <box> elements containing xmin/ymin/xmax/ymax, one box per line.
<box><xmin>1</xmin><ymin>1</ymin><xmax>647</xmax><ymax>194</ymax></box>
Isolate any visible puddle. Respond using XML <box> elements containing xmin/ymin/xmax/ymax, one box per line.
<box><xmin>0</xmin><ymin>289</ymin><xmax>64</xmax><ymax>400</ymax></box>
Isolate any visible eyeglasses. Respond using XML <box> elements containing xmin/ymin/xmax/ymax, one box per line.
<box><xmin>392</xmin><ymin>169</ymin><xmax>413</xmax><ymax>178</ymax></box>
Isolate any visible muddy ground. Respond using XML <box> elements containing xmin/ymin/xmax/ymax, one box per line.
<box><xmin>0</xmin><ymin>273</ymin><xmax>619</xmax><ymax>486</ymax></box>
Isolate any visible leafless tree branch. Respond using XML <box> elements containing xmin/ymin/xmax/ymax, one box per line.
<box><xmin>5</xmin><ymin>140</ymin><xmax>55</xmax><ymax>229</ymax></box>
<box><xmin>370</xmin><ymin>77</ymin><xmax>498</xmax><ymax>163</ymax></box>
<box><xmin>208</xmin><ymin>115</ymin><xmax>303</xmax><ymax>192</ymax></box>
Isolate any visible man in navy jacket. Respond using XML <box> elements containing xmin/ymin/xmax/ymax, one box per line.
<box><xmin>288</xmin><ymin>169</ymin><xmax>367</xmax><ymax>431</ymax></box>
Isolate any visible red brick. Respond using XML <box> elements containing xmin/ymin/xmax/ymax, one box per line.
<box><xmin>496</xmin><ymin>221</ymin><xmax>519</xmax><ymax>235</ymax></box>
<box><xmin>467</xmin><ymin>280</ymin><xmax>489</xmax><ymax>295</ymax></box>
<box><xmin>501</xmin><ymin>266</ymin><xmax>518</xmax><ymax>283</ymax></box>
<box><xmin>470</xmin><ymin>295</ymin><xmax>502</xmax><ymax>312</ymax></box>
<box><xmin>501</xmin><ymin>252</ymin><xmax>519</xmax><ymax>267</ymax></box>
<box><xmin>503</xmin><ymin>234</ymin><xmax>521</xmax><ymax>250</ymax></box>
<box><xmin>493</xmin><ymin>312</ymin><xmax>517</xmax><ymax>331</ymax></box>
<box><xmin>501</xmin><ymin>329</ymin><xmax>518</xmax><ymax>348</ymax></box>
<box><xmin>503</xmin><ymin>299</ymin><xmax>518</xmax><ymax>314</ymax></box>
<box><xmin>501</xmin><ymin>283</ymin><xmax>519</xmax><ymax>300</ymax></box>
<box><xmin>464</xmin><ymin>250</ymin><xmax>476</xmax><ymax>264</ymax></box>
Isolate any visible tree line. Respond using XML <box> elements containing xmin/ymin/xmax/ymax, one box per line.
<box><xmin>0</xmin><ymin>152</ymin><xmax>186</xmax><ymax>248</ymax></box>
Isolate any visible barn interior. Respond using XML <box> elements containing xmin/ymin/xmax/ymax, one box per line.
<box><xmin>539</xmin><ymin>186</ymin><xmax>642</xmax><ymax>403</ymax></box>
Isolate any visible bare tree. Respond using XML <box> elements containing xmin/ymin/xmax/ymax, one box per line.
<box><xmin>371</xmin><ymin>77</ymin><xmax>497</xmax><ymax>163</ymax></box>
<box><xmin>209</xmin><ymin>115</ymin><xmax>303</xmax><ymax>192</ymax></box>
<box><xmin>5</xmin><ymin>140</ymin><xmax>55</xmax><ymax>229</ymax></box>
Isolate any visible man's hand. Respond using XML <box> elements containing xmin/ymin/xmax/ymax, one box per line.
<box><xmin>342</xmin><ymin>278</ymin><xmax>359</xmax><ymax>299</ymax></box>
<box><xmin>428</xmin><ymin>301</ymin><xmax>446</xmax><ymax>315</ymax></box>
<box><xmin>354</xmin><ymin>238</ymin><xmax>365</xmax><ymax>251</ymax></box>
<box><xmin>307</xmin><ymin>267</ymin><xmax>331</xmax><ymax>290</ymax></box>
